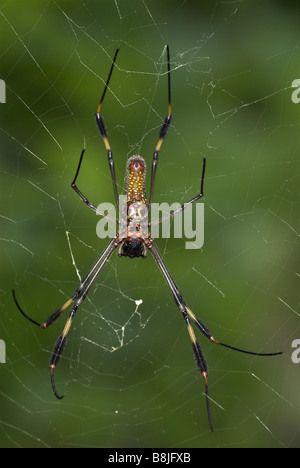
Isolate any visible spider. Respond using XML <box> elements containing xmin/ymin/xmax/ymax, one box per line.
<box><xmin>13</xmin><ymin>45</ymin><xmax>282</xmax><ymax>432</ymax></box>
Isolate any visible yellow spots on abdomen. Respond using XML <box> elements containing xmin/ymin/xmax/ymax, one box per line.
<box><xmin>126</xmin><ymin>155</ymin><xmax>147</xmax><ymax>204</ymax></box>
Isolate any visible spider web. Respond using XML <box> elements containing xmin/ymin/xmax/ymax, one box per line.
<box><xmin>1</xmin><ymin>0</ymin><xmax>299</xmax><ymax>449</ymax></box>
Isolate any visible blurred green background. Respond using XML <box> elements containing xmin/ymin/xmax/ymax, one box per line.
<box><xmin>1</xmin><ymin>0</ymin><xmax>299</xmax><ymax>448</ymax></box>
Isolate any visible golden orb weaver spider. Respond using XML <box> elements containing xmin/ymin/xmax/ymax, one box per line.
<box><xmin>13</xmin><ymin>45</ymin><xmax>282</xmax><ymax>432</ymax></box>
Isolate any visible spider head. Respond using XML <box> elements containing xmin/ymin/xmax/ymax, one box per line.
<box><xmin>118</xmin><ymin>237</ymin><xmax>147</xmax><ymax>259</ymax></box>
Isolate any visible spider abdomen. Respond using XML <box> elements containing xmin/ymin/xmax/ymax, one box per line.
<box><xmin>126</xmin><ymin>155</ymin><xmax>147</xmax><ymax>204</ymax></box>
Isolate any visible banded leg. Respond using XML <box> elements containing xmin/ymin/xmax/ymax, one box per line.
<box><xmin>95</xmin><ymin>48</ymin><xmax>120</xmax><ymax>207</ymax></box>
<box><xmin>13</xmin><ymin>290</ymin><xmax>73</xmax><ymax>330</ymax></box>
<box><xmin>13</xmin><ymin>239</ymin><xmax>118</xmax><ymax>329</ymax></box>
<box><xmin>149</xmin><ymin>240</ymin><xmax>213</xmax><ymax>430</ymax></box>
<box><xmin>13</xmin><ymin>238</ymin><xmax>118</xmax><ymax>398</ymax></box>
<box><xmin>184</xmin><ymin>311</ymin><xmax>212</xmax><ymax>432</ymax></box>
<box><xmin>148</xmin><ymin>240</ymin><xmax>283</xmax><ymax>431</ymax></box>
<box><xmin>149</xmin><ymin>45</ymin><xmax>172</xmax><ymax>206</ymax></box>
<box><xmin>49</xmin><ymin>297</ymin><xmax>83</xmax><ymax>399</ymax></box>
<box><xmin>185</xmin><ymin>307</ymin><xmax>283</xmax><ymax>356</ymax></box>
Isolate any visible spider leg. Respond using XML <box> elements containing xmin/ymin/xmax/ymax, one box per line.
<box><xmin>13</xmin><ymin>239</ymin><xmax>118</xmax><ymax>399</ymax></box>
<box><xmin>149</xmin><ymin>240</ymin><xmax>213</xmax><ymax>431</ymax></box>
<box><xmin>49</xmin><ymin>238</ymin><xmax>118</xmax><ymax>399</ymax></box>
<box><xmin>95</xmin><ymin>49</ymin><xmax>120</xmax><ymax>207</ymax></box>
<box><xmin>150</xmin><ymin>158</ymin><xmax>206</xmax><ymax>228</ymax></box>
<box><xmin>12</xmin><ymin>239</ymin><xmax>118</xmax><ymax>326</ymax></box>
<box><xmin>184</xmin><ymin>310</ymin><xmax>213</xmax><ymax>432</ymax></box>
<box><xmin>13</xmin><ymin>289</ymin><xmax>74</xmax><ymax>329</ymax></box>
<box><xmin>71</xmin><ymin>149</ymin><xmax>119</xmax><ymax>224</ymax></box>
<box><xmin>149</xmin><ymin>240</ymin><xmax>283</xmax><ymax>431</ymax></box>
<box><xmin>50</xmin><ymin>244</ymin><xmax>118</xmax><ymax>398</ymax></box>
<box><xmin>185</xmin><ymin>307</ymin><xmax>283</xmax><ymax>356</ymax></box>
<box><xmin>149</xmin><ymin>45</ymin><xmax>172</xmax><ymax>206</ymax></box>
<box><xmin>49</xmin><ymin>300</ymin><xmax>81</xmax><ymax>399</ymax></box>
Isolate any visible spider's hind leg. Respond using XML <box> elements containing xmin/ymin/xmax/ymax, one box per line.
<box><xmin>183</xmin><ymin>312</ymin><xmax>213</xmax><ymax>432</ymax></box>
<box><xmin>48</xmin><ymin>305</ymin><xmax>79</xmax><ymax>400</ymax></box>
<box><xmin>185</xmin><ymin>307</ymin><xmax>283</xmax><ymax>357</ymax></box>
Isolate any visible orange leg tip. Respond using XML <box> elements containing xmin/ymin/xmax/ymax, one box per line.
<box><xmin>202</xmin><ymin>371</ymin><xmax>208</xmax><ymax>384</ymax></box>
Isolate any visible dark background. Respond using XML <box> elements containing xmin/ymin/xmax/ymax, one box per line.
<box><xmin>0</xmin><ymin>0</ymin><xmax>299</xmax><ymax>448</ymax></box>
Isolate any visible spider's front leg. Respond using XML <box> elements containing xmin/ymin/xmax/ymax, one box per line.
<box><xmin>149</xmin><ymin>45</ymin><xmax>172</xmax><ymax>206</ymax></box>
<box><xmin>95</xmin><ymin>48</ymin><xmax>120</xmax><ymax>207</ymax></box>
